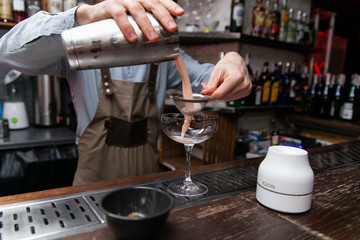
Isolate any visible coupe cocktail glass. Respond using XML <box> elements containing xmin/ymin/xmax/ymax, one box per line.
<box><xmin>161</xmin><ymin>113</ymin><xmax>219</xmax><ymax>197</ymax></box>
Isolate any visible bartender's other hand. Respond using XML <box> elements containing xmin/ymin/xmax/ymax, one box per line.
<box><xmin>201</xmin><ymin>52</ymin><xmax>252</xmax><ymax>101</ymax></box>
<box><xmin>76</xmin><ymin>0</ymin><xmax>184</xmax><ymax>42</ymax></box>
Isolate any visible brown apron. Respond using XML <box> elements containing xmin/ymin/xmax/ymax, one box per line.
<box><xmin>73</xmin><ymin>65</ymin><xmax>159</xmax><ymax>186</ymax></box>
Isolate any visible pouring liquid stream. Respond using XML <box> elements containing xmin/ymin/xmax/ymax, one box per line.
<box><xmin>174</xmin><ymin>56</ymin><xmax>202</xmax><ymax>138</ymax></box>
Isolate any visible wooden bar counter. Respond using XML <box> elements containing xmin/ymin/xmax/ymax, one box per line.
<box><xmin>0</xmin><ymin>141</ymin><xmax>359</xmax><ymax>240</ymax></box>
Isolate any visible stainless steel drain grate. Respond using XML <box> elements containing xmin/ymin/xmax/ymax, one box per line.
<box><xmin>0</xmin><ymin>195</ymin><xmax>104</xmax><ymax>240</ymax></box>
<box><xmin>309</xmin><ymin>144</ymin><xmax>360</xmax><ymax>172</ymax></box>
<box><xmin>0</xmin><ymin>143</ymin><xmax>359</xmax><ymax>239</ymax></box>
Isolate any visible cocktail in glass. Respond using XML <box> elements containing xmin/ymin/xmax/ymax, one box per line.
<box><xmin>161</xmin><ymin>113</ymin><xmax>219</xmax><ymax>197</ymax></box>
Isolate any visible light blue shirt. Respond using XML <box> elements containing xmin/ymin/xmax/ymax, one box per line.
<box><xmin>0</xmin><ymin>8</ymin><xmax>214</xmax><ymax>140</ymax></box>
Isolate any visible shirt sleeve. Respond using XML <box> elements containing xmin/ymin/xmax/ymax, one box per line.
<box><xmin>166</xmin><ymin>49</ymin><xmax>214</xmax><ymax>93</ymax></box>
<box><xmin>0</xmin><ymin>7</ymin><xmax>78</xmax><ymax>77</ymax></box>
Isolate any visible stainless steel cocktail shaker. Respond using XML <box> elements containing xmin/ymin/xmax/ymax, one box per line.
<box><xmin>61</xmin><ymin>12</ymin><xmax>179</xmax><ymax>70</ymax></box>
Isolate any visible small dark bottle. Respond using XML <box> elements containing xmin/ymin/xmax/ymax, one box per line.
<box><xmin>12</xmin><ymin>0</ymin><xmax>27</xmax><ymax>23</ymax></box>
<box><xmin>300</xmin><ymin>65</ymin><xmax>310</xmax><ymax>114</ymax></box>
<box><xmin>320</xmin><ymin>73</ymin><xmax>333</xmax><ymax>119</ymax></box>
<box><xmin>0</xmin><ymin>0</ymin><xmax>13</xmax><ymax>23</ymax></box>
<box><xmin>276</xmin><ymin>62</ymin><xmax>284</xmax><ymax>105</ymax></box>
<box><xmin>251</xmin><ymin>70</ymin><xmax>262</xmax><ymax>106</ymax></box>
<box><xmin>309</xmin><ymin>74</ymin><xmax>319</xmax><ymax>117</ymax></box>
<box><xmin>270</xmin><ymin>118</ymin><xmax>280</xmax><ymax>146</ymax></box>
<box><xmin>330</xmin><ymin>74</ymin><xmax>345</xmax><ymax>119</ymax></box>
<box><xmin>230</xmin><ymin>0</ymin><xmax>245</xmax><ymax>32</ymax></box>
<box><xmin>353</xmin><ymin>74</ymin><xmax>360</xmax><ymax>121</ymax></box>
<box><xmin>314</xmin><ymin>74</ymin><xmax>324</xmax><ymax>118</ymax></box>
<box><xmin>340</xmin><ymin>74</ymin><xmax>358</xmax><ymax>121</ymax></box>
<box><xmin>269</xmin><ymin>63</ymin><xmax>279</xmax><ymax>106</ymax></box>
<box><xmin>27</xmin><ymin>0</ymin><xmax>41</xmax><ymax>17</ymax></box>
<box><xmin>270</xmin><ymin>0</ymin><xmax>281</xmax><ymax>40</ymax></box>
<box><xmin>260</xmin><ymin>62</ymin><xmax>271</xmax><ymax>105</ymax></box>
<box><xmin>288</xmin><ymin>62</ymin><xmax>298</xmax><ymax>105</ymax></box>
<box><xmin>278</xmin><ymin>62</ymin><xmax>291</xmax><ymax>105</ymax></box>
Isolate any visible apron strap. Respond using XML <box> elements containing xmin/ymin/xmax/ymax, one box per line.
<box><xmin>100</xmin><ymin>65</ymin><xmax>158</xmax><ymax>99</ymax></box>
<box><xmin>101</xmin><ymin>68</ymin><xmax>114</xmax><ymax>95</ymax></box>
<box><xmin>148</xmin><ymin>64</ymin><xmax>158</xmax><ymax>102</ymax></box>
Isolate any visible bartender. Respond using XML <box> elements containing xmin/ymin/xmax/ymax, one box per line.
<box><xmin>0</xmin><ymin>0</ymin><xmax>251</xmax><ymax>185</ymax></box>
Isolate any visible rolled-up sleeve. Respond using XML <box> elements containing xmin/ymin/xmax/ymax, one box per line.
<box><xmin>0</xmin><ymin>7</ymin><xmax>78</xmax><ymax>77</ymax></box>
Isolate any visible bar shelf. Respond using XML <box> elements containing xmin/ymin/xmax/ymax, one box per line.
<box><xmin>179</xmin><ymin>32</ymin><xmax>318</xmax><ymax>53</ymax></box>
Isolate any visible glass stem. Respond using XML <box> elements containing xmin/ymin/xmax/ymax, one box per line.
<box><xmin>183</xmin><ymin>144</ymin><xmax>194</xmax><ymax>185</ymax></box>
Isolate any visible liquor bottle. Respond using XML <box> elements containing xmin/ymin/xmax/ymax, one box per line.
<box><xmin>281</xmin><ymin>62</ymin><xmax>291</xmax><ymax>105</ymax></box>
<box><xmin>63</xmin><ymin>0</ymin><xmax>77</xmax><ymax>11</ymax></box>
<box><xmin>270</xmin><ymin>118</ymin><xmax>280</xmax><ymax>146</ymax></box>
<box><xmin>269</xmin><ymin>63</ymin><xmax>279</xmax><ymax>106</ymax></box>
<box><xmin>309</xmin><ymin>74</ymin><xmax>319</xmax><ymax>117</ymax></box>
<box><xmin>286</xmin><ymin>8</ymin><xmax>296</xmax><ymax>43</ymax></box>
<box><xmin>260</xmin><ymin>62</ymin><xmax>271</xmax><ymax>105</ymax></box>
<box><xmin>315</xmin><ymin>74</ymin><xmax>324</xmax><ymax>118</ymax></box>
<box><xmin>252</xmin><ymin>71</ymin><xmax>262</xmax><ymax>106</ymax></box>
<box><xmin>295</xmin><ymin>10</ymin><xmax>304</xmax><ymax>44</ymax></box>
<box><xmin>49</xmin><ymin>0</ymin><xmax>63</xmax><ymax>13</ymax></box>
<box><xmin>330</xmin><ymin>74</ymin><xmax>345</xmax><ymax>119</ymax></box>
<box><xmin>262</xmin><ymin>0</ymin><xmax>272</xmax><ymax>38</ymax></box>
<box><xmin>292</xmin><ymin>64</ymin><xmax>304</xmax><ymax>112</ymax></box>
<box><xmin>276</xmin><ymin>62</ymin><xmax>285</xmax><ymax>105</ymax></box>
<box><xmin>300</xmin><ymin>65</ymin><xmax>310</xmax><ymax>113</ymax></box>
<box><xmin>27</xmin><ymin>0</ymin><xmax>41</xmax><ymax>17</ymax></box>
<box><xmin>328</xmin><ymin>74</ymin><xmax>337</xmax><ymax>117</ymax></box>
<box><xmin>0</xmin><ymin>0</ymin><xmax>13</xmax><ymax>22</ymax></box>
<box><xmin>278</xmin><ymin>0</ymin><xmax>289</xmax><ymax>41</ymax></box>
<box><xmin>12</xmin><ymin>0</ymin><xmax>27</xmax><ymax>23</ymax></box>
<box><xmin>243</xmin><ymin>53</ymin><xmax>254</xmax><ymax>106</ymax></box>
<box><xmin>288</xmin><ymin>62</ymin><xmax>297</xmax><ymax>104</ymax></box>
<box><xmin>340</xmin><ymin>75</ymin><xmax>357</xmax><ymax>121</ymax></box>
<box><xmin>320</xmin><ymin>73</ymin><xmax>332</xmax><ymax>118</ymax></box>
<box><xmin>307</xmin><ymin>17</ymin><xmax>316</xmax><ymax>46</ymax></box>
<box><xmin>230</xmin><ymin>0</ymin><xmax>245</xmax><ymax>32</ymax></box>
<box><xmin>251</xmin><ymin>0</ymin><xmax>265</xmax><ymax>37</ymax></box>
<box><xmin>301</xmin><ymin>12</ymin><xmax>309</xmax><ymax>44</ymax></box>
<box><xmin>270</xmin><ymin>0</ymin><xmax>281</xmax><ymax>40</ymax></box>
<box><xmin>353</xmin><ymin>74</ymin><xmax>360</xmax><ymax>121</ymax></box>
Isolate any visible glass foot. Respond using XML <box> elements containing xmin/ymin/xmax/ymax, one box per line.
<box><xmin>167</xmin><ymin>180</ymin><xmax>208</xmax><ymax>197</ymax></box>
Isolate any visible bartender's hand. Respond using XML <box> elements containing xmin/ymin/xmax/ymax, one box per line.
<box><xmin>201</xmin><ymin>52</ymin><xmax>252</xmax><ymax>101</ymax></box>
<box><xmin>75</xmin><ymin>0</ymin><xmax>184</xmax><ymax>42</ymax></box>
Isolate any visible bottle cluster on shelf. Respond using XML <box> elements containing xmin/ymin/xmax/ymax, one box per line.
<box><xmin>231</xmin><ymin>0</ymin><xmax>315</xmax><ymax>46</ymax></box>
<box><xmin>308</xmin><ymin>73</ymin><xmax>360</xmax><ymax>122</ymax></box>
<box><xmin>227</xmin><ymin>54</ymin><xmax>305</xmax><ymax>108</ymax></box>
<box><xmin>227</xmin><ymin>54</ymin><xmax>360</xmax><ymax>122</ymax></box>
<box><xmin>0</xmin><ymin>0</ymin><xmax>95</xmax><ymax>24</ymax></box>
<box><xmin>0</xmin><ymin>0</ymin><xmax>34</xmax><ymax>23</ymax></box>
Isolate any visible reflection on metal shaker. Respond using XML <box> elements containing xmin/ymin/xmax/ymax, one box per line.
<box><xmin>61</xmin><ymin>12</ymin><xmax>179</xmax><ymax>70</ymax></box>
<box><xmin>33</xmin><ymin>75</ymin><xmax>62</xmax><ymax>126</ymax></box>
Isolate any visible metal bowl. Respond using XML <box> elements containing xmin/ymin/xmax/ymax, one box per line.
<box><xmin>100</xmin><ymin>187</ymin><xmax>174</xmax><ymax>239</ymax></box>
